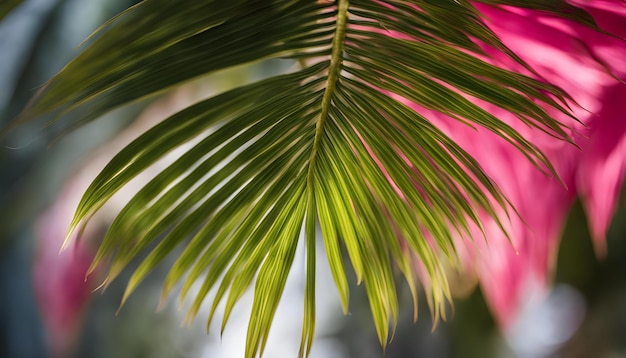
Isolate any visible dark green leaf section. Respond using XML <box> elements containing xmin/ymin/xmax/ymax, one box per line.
<box><xmin>9</xmin><ymin>0</ymin><xmax>606</xmax><ymax>357</ymax></box>
<box><xmin>475</xmin><ymin>0</ymin><xmax>598</xmax><ymax>28</ymax></box>
<box><xmin>0</xmin><ymin>0</ymin><xmax>23</xmax><ymax>20</ymax></box>
<box><xmin>15</xmin><ymin>0</ymin><xmax>334</xmax><ymax>128</ymax></box>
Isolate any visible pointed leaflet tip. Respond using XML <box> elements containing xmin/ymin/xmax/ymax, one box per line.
<box><xmin>60</xmin><ymin>223</ymin><xmax>82</xmax><ymax>253</ymax></box>
<box><xmin>117</xmin><ymin>285</ymin><xmax>134</xmax><ymax>315</ymax></box>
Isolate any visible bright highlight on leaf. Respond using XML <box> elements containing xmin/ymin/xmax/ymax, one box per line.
<box><xmin>7</xmin><ymin>0</ymin><xmax>613</xmax><ymax>357</ymax></box>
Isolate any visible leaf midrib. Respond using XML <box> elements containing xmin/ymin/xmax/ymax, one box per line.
<box><xmin>306</xmin><ymin>0</ymin><xmax>349</xmax><ymax>185</ymax></box>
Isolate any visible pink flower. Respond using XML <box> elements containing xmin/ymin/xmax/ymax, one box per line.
<box><xmin>420</xmin><ymin>1</ymin><xmax>626</xmax><ymax>328</ymax></box>
<box><xmin>33</xmin><ymin>190</ymin><xmax>96</xmax><ymax>358</ymax></box>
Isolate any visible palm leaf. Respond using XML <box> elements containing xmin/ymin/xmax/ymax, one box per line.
<box><xmin>8</xmin><ymin>0</ymin><xmax>600</xmax><ymax>357</ymax></box>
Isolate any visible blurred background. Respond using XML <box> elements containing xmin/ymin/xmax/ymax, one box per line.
<box><xmin>1</xmin><ymin>1</ymin><xmax>626</xmax><ymax>357</ymax></box>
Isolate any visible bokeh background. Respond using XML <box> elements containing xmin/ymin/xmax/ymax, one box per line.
<box><xmin>2</xmin><ymin>1</ymin><xmax>626</xmax><ymax>357</ymax></box>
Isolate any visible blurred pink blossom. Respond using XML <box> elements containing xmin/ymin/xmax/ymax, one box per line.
<box><xmin>418</xmin><ymin>1</ymin><xmax>626</xmax><ymax>328</ymax></box>
<box><xmin>33</xmin><ymin>188</ymin><xmax>97</xmax><ymax>358</ymax></box>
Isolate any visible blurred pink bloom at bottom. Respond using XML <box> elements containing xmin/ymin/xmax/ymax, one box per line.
<box><xmin>33</xmin><ymin>196</ymin><xmax>96</xmax><ymax>358</ymax></box>
<box><xmin>414</xmin><ymin>1</ymin><xmax>626</xmax><ymax>328</ymax></box>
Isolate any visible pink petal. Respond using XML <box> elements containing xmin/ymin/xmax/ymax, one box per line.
<box><xmin>461</xmin><ymin>1</ymin><xmax>626</xmax><ymax>327</ymax></box>
<box><xmin>577</xmin><ymin>84</ymin><xmax>626</xmax><ymax>255</ymax></box>
<box><xmin>33</xmin><ymin>198</ymin><xmax>96</xmax><ymax>358</ymax></box>
<box><xmin>396</xmin><ymin>1</ymin><xmax>626</xmax><ymax>327</ymax></box>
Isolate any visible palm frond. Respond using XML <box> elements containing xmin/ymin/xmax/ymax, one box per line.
<box><xmin>8</xmin><ymin>0</ymin><xmax>600</xmax><ymax>357</ymax></box>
